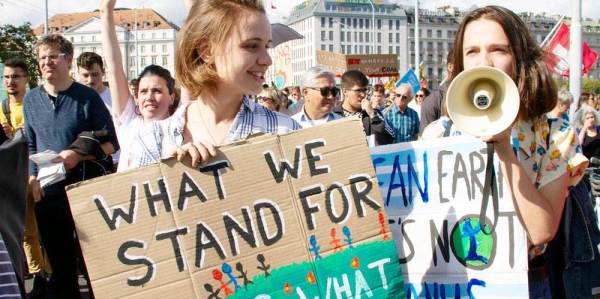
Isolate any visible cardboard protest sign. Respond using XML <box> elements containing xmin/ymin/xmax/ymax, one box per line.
<box><xmin>316</xmin><ymin>51</ymin><xmax>399</xmax><ymax>77</ymax></box>
<box><xmin>271</xmin><ymin>42</ymin><xmax>294</xmax><ymax>90</ymax></box>
<box><xmin>370</xmin><ymin>136</ymin><xmax>529</xmax><ymax>298</ymax></box>
<box><xmin>66</xmin><ymin>118</ymin><xmax>405</xmax><ymax>298</ymax></box>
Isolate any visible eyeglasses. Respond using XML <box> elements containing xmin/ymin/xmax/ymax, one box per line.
<box><xmin>38</xmin><ymin>53</ymin><xmax>66</xmax><ymax>62</ymax></box>
<box><xmin>257</xmin><ymin>96</ymin><xmax>274</xmax><ymax>102</ymax></box>
<box><xmin>2</xmin><ymin>74</ymin><xmax>26</xmax><ymax>80</ymax></box>
<box><xmin>415</xmin><ymin>94</ymin><xmax>425</xmax><ymax>98</ymax></box>
<box><xmin>307</xmin><ymin>86</ymin><xmax>340</xmax><ymax>97</ymax></box>
<box><xmin>395</xmin><ymin>94</ymin><xmax>409</xmax><ymax>100</ymax></box>
<box><xmin>349</xmin><ymin>87</ymin><xmax>370</xmax><ymax>95</ymax></box>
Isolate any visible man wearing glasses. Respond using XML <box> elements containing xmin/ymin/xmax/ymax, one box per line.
<box><xmin>384</xmin><ymin>83</ymin><xmax>420</xmax><ymax>143</ymax></box>
<box><xmin>23</xmin><ymin>34</ymin><xmax>119</xmax><ymax>298</ymax></box>
<box><xmin>334</xmin><ymin>70</ymin><xmax>394</xmax><ymax>146</ymax></box>
<box><xmin>1</xmin><ymin>59</ymin><xmax>30</xmax><ymax>140</ymax></box>
<box><xmin>292</xmin><ymin>66</ymin><xmax>342</xmax><ymax>128</ymax></box>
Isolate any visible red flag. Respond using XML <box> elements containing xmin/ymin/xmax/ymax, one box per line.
<box><xmin>271</xmin><ymin>3</ymin><xmax>277</xmax><ymax>9</ymax></box>
<box><xmin>546</xmin><ymin>22</ymin><xmax>599</xmax><ymax>77</ymax></box>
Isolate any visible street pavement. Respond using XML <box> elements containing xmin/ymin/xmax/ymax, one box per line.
<box><xmin>24</xmin><ymin>275</ymin><xmax>91</xmax><ymax>299</ymax></box>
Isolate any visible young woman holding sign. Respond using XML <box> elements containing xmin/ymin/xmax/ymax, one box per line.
<box><xmin>450</xmin><ymin>6</ymin><xmax>587</xmax><ymax>298</ymax></box>
<box><xmin>128</xmin><ymin>0</ymin><xmax>300</xmax><ymax>168</ymax></box>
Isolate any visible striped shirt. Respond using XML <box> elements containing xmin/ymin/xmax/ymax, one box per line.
<box><xmin>384</xmin><ymin>105</ymin><xmax>420</xmax><ymax>143</ymax></box>
<box><xmin>0</xmin><ymin>234</ymin><xmax>21</xmax><ymax>298</ymax></box>
<box><xmin>129</xmin><ymin>95</ymin><xmax>301</xmax><ymax>167</ymax></box>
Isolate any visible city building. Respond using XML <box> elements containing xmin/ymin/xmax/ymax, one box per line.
<box><xmin>266</xmin><ymin>0</ymin><xmax>599</xmax><ymax>88</ymax></box>
<box><xmin>32</xmin><ymin>8</ymin><xmax>179</xmax><ymax>82</ymax></box>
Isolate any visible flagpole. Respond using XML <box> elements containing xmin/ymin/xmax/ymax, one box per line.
<box><xmin>569</xmin><ymin>0</ymin><xmax>582</xmax><ymax>119</ymax></box>
<box><xmin>540</xmin><ymin>15</ymin><xmax>565</xmax><ymax>48</ymax></box>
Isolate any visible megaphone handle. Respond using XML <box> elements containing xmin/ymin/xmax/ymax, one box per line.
<box><xmin>480</xmin><ymin>142</ymin><xmax>499</xmax><ymax>235</ymax></box>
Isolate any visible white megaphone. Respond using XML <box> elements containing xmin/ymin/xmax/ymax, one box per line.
<box><xmin>446</xmin><ymin>66</ymin><xmax>520</xmax><ymax>136</ymax></box>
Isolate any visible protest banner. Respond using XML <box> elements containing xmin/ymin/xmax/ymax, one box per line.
<box><xmin>271</xmin><ymin>42</ymin><xmax>294</xmax><ymax>90</ymax></box>
<box><xmin>370</xmin><ymin>136</ymin><xmax>529</xmax><ymax>298</ymax></box>
<box><xmin>316</xmin><ymin>51</ymin><xmax>398</xmax><ymax>77</ymax></box>
<box><xmin>395</xmin><ymin>69</ymin><xmax>421</xmax><ymax>96</ymax></box>
<box><xmin>66</xmin><ymin>118</ymin><xmax>405</xmax><ymax>298</ymax></box>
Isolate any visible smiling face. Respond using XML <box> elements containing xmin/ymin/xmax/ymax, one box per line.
<box><xmin>137</xmin><ymin>75</ymin><xmax>174</xmax><ymax>121</ymax></box>
<box><xmin>462</xmin><ymin>19</ymin><xmax>514</xmax><ymax>77</ymax></box>
<box><xmin>213</xmin><ymin>10</ymin><xmax>272</xmax><ymax>96</ymax></box>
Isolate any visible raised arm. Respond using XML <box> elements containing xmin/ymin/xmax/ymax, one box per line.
<box><xmin>100</xmin><ymin>0</ymin><xmax>132</xmax><ymax>118</ymax></box>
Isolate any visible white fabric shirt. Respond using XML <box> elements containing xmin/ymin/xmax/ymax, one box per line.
<box><xmin>113</xmin><ymin>97</ymin><xmax>145</xmax><ymax>172</ymax></box>
<box><xmin>291</xmin><ymin>109</ymin><xmax>343</xmax><ymax>128</ymax></box>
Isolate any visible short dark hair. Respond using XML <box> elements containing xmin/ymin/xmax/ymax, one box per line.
<box><xmin>3</xmin><ymin>58</ymin><xmax>29</xmax><ymax>76</ymax></box>
<box><xmin>137</xmin><ymin>65</ymin><xmax>175</xmax><ymax>95</ymax></box>
<box><xmin>129</xmin><ymin>78</ymin><xmax>138</xmax><ymax>86</ymax></box>
<box><xmin>77</xmin><ymin>52</ymin><xmax>104</xmax><ymax>70</ymax></box>
<box><xmin>372</xmin><ymin>84</ymin><xmax>385</xmax><ymax>94</ymax></box>
<box><xmin>341</xmin><ymin>69</ymin><xmax>368</xmax><ymax>89</ymax></box>
<box><xmin>36</xmin><ymin>34</ymin><xmax>74</xmax><ymax>60</ymax></box>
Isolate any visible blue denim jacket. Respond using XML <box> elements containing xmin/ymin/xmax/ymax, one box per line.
<box><xmin>560</xmin><ymin>180</ymin><xmax>600</xmax><ymax>298</ymax></box>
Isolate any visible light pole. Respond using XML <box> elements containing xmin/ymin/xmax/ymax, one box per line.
<box><xmin>322</xmin><ymin>38</ymin><xmax>342</xmax><ymax>53</ymax></box>
<box><xmin>134</xmin><ymin>0</ymin><xmax>150</xmax><ymax>76</ymax></box>
<box><xmin>366</xmin><ymin>0</ymin><xmax>376</xmax><ymax>54</ymax></box>
<box><xmin>333</xmin><ymin>20</ymin><xmax>351</xmax><ymax>54</ymax></box>
<box><xmin>414</xmin><ymin>0</ymin><xmax>420</xmax><ymax>81</ymax></box>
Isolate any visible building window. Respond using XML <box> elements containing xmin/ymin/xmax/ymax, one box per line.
<box><xmin>359</xmin><ymin>32</ymin><xmax>363</xmax><ymax>42</ymax></box>
<box><xmin>329</xmin><ymin>18</ymin><xmax>333</xmax><ymax>28</ymax></box>
<box><xmin>377</xmin><ymin>32</ymin><xmax>381</xmax><ymax>43</ymax></box>
<box><xmin>151</xmin><ymin>45</ymin><xmax>156</xmax><ymax>52</ymax></box>
<box><xmin>321</xmin><ymin>17</ymin><xmax>326</xmax><ymax>27</ymax></box>
<box><xmin>341</xmin><ymin>31</ymin><xmax>345</xmax><ymax>42</ymax></box>
<box><xmin>151</xmin><ymin>57</ymin><xmax>156</xmax><ymax>65</ymax></box>
<box><xmin>130</xmin><ymin>46</ymin><xmax>135</xmax><ymax>53</ymax></box>
<box><xmin>162</xmin><ymin>45</ymin><xmax>167</xmax><ymax>52</ymax></box>
<box><xmin>130</xmin><ymin>58</ymin><xmax>134</xmax><ymax>66</ymax></box>
<box><xmin>366</xmin><ymin>32</ymin><xmax>370</xmax><ymax>43</ymax></box>
<box><xmin>389</xmin><ymin>33</ymin><xmax>392</xmax><ymax>43</ymax></box>
<box><xmin>410</xmin><ymin>28</ymin><xmax>415</xmax><ymax>37</ymax></box>
<box><xmin>353</xmin><ymin>18</ymin><xmax>357</xmax><ymax>28</ymax></box>
<box><xmin>131</xmin><ymin>71</ymin><xmax>135</xmax><ymax>78</ymax></box>
<box><xmin>359</xmin><ymin>19</ymin><xmax>364</xmax><ymax>29</ymax></box>
<box><xmin>427</xmin><ymin>29</ymin><xmax>432</xmax><ymax>38</ymax></box>
<box><xmin>437</xmin><ymin>30</ymin><xmax>442</xmax><ymax>38</ymax></box>
<box><xmin>388</xmin><ymin>20</ymin><xmax>392</xmax><ymax>30</ymax></box>
<box><xmin>81</xmin><ymin>36</ymin><xmax>85</xmax><ymax>42</ymax></box>
<box><xmin>329</xmin><ymin>31</ymin><xmax>333</xmax><ymax>40</ymax></box>
<box><xmin>162</xmin><ymin>56</ymin><xmax>168</xmax><ymax>66</ymax></box>
<box><xmin>140</xmin><ymin>46</ymin><xmax>145</xmax><ymax>53</ymax></box>
<box><xmin>321</xmin><ymin>31</ymin><xmax>326</xmax><ymax>41</ymax></box>
<box><xmin>366</xmin><ymin>46</ymin><xmax>370</xmax><ymax>54</ymax></box>
<box><xmin>70</xmin><ymin>37</ymin><xmax>74</xmax><ymax>43</ymax></box>
<box><xmin>347</xmin><ymin>32</ymin><xmax>351</xmax><ymax>42</ymax></box>
<box><xmin>141</xmin><ymin>57</ymin><xmax>146</xmax><ymax>66</ymax></box>
<box><xmin>141</xmin><ymin>33</ymin><xmax>145</xmax><ymax>39</ymax></box>
<box><xmin>377</xmin><ymin>46</ymin><xmax>381</xmax><ymax>54</ymax></box>
<box><xmin>396</xmin><ymin>33</ymin><xmax>400</xmax><ymax>43</ymax></box>
<box><xmin>329</xmin><ymin>45</ymin><xmax>333</xmax><ymax>52</ymax></box>
<box><xmin>377</xmin><ymin>19</ymin><xmax>381</xmax><ymax>29</ymax></box>
<box><xmin>347</xmin><ymin>45</ymin><xmax>351</xmax><ymax>54</ymax></box>
<box><xmin>152</xmin><ymin>33</ymin><xmax>156</xmax><ymax>39</ymax></box>
<box><xmin>163</xmin><ymin>32</ymin><xmax>167</xmax><ymax>38</ymax></box>
<box><xmin>92</xmin><ymin>36</ymin><xmax>96</xmax><ymax>42</ymax></box>
<box><xmin>321</xmin><ymin>44</ymin><xmax>326</xmax><ymax>51</ymax></box>
<box><xmin>91</xmin><ymin>47</ymin><xmax>96</xmax><ymax>53</ymax></box>
<box><xmin>396</xmin><ymin>20</ymin><xmax>400</xmax><ymax>30</ymax></box>
<box><xmin>446</xmin><ymin>31</ymin><xmax>452</xmax><ymax>38</ymax></box>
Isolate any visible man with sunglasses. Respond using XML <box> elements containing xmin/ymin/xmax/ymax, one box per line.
<box><xmin>292</xmin><ymin>67</ymin><xmax>342</xmax><ymax>128</ymax></box>
<box><xmin>384</xmin><ymin>83</ymin><xmax>420</xmax><ymax>143</ymax></box>
<box><xmin>334</xmin><ymin>70</ymin><xmax>394</xmax><ymax>146</ymax></box>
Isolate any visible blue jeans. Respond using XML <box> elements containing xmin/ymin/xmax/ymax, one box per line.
<box><xmin>529</xmin><ymin>277</ymin><xmax>552</xmax><ymax>299</ymax></box>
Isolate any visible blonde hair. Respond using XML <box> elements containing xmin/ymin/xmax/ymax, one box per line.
<box><xmin>176</xmin><ymin>0</ymin><xmax>266</xmax><ymax>98</ymax></box>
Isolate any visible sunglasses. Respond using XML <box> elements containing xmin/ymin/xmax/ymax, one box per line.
<box><xmin>349</xmin><ymin>87</ymin><xmax>370</xmax><ymax>95</ymax></box>
<box><xmin>307</xmin><ymin>86</ymin><xmax>340</xmax><ymax>97</ymax></box>
<box><xmin>395</xmin><ymin>94</ymin><xmax>409</xmax><ymax>100</ymax></box>
<box><xmin>415</xmin><ymin>94</ymin><xmax>425</xmax><ymax>98</ymax></box>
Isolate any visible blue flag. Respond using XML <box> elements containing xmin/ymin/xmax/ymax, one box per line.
<box><xmin>395</xmin><ymin>69</ymin><xmax>421</xmax><ymax>95</ymax></box>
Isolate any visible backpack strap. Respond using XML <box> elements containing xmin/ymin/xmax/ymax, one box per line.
<box><xmin>1</xmin><ymin>100</ymin><xmax>10</xmax><ymax>127</ymax></box>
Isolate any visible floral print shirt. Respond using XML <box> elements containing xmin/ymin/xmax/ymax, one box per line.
<box><xmin>515</xmin><ymin>116</ymin><xmax>588</xmax><ymax>258</ymax></box>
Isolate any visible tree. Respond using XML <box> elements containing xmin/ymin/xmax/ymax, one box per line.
<box><xmin>0</xmin><ymin>22</ymin><xmax>41</xmax><ymax>88</ymax></box>
<box><xmin>582</xmin><ymin>78</ymin><xmax>600</xmax><ymax>95</ymax></box>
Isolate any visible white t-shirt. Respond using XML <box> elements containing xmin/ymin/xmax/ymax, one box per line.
<box><xmin>114</xmin><ymin>97</ymin><xmax>145</xmax><ymax>172</ymax></box>
<box><xmin>97</xmin><ymin>86</ymin><xmax>121</xmax><ymax>164</ymax></box>
<box><xmin>99</xmin><ymin>87</ymin><xmax>113</xmax><ymax>115</ymax></box>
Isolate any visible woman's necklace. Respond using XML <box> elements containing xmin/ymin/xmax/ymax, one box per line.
<box><xmin>196</xmin><ymin>101</ymin><xmax>220</xmax><ymax>146</ymax></box>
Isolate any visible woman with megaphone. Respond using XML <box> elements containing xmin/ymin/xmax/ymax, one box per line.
<box><xmin>447</xmin><ymin>6</ymin><xmax>588</xmax><ymax>299</ymax></box>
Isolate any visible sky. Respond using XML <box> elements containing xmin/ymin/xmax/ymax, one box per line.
<box><xmin>0</xmin><ymin>0</ymin><xmax>598</xmax><ymax>29</ymax></box>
